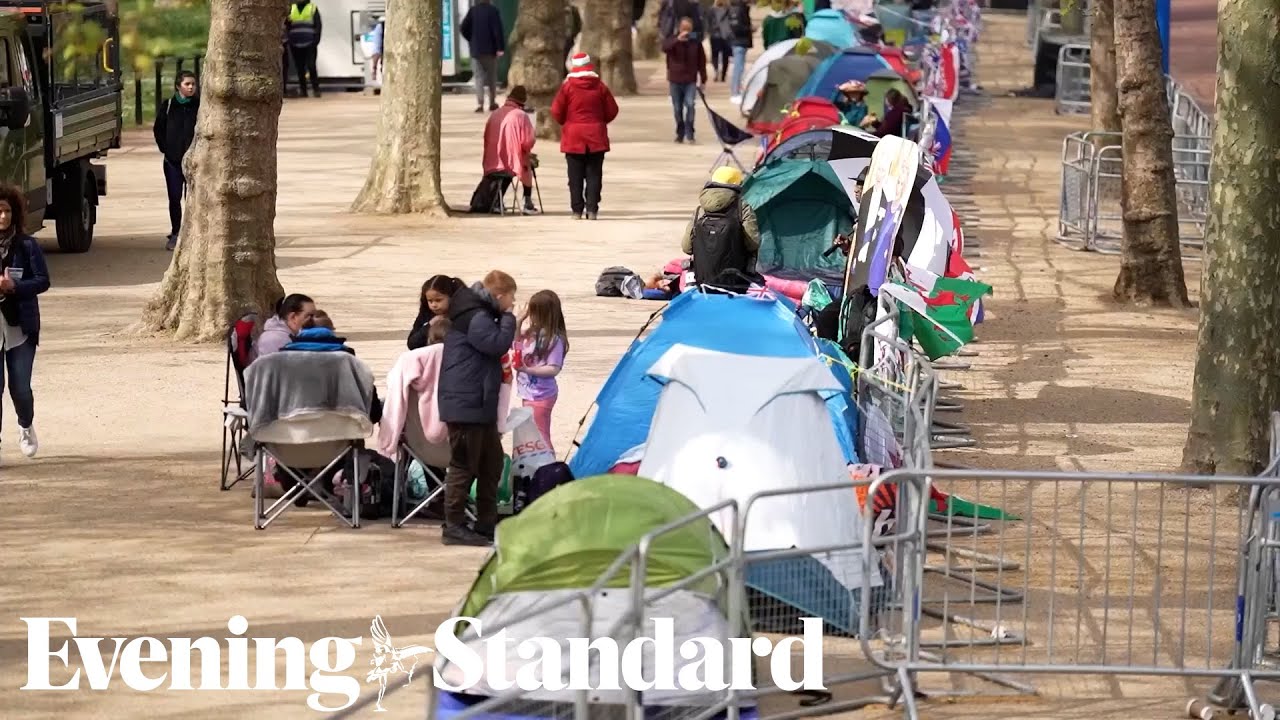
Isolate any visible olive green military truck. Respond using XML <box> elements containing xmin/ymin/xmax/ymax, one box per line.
<box><xmin>0</xmin><ymin>0</ymin><xmax>121</xmax><ymax>252</ymax></box>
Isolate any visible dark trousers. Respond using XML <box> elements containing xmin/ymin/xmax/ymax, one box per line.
<box><xmin>162</xmin><ymin>159</ymin><xmax>185</xmax><ymax>237</ymax></box>
<box><xmin>669</xmin><ymin>82</ymin><xmax>697</xmax><ymax>140</ymax></box>
<box><xmin>565</xmin><ymin>151</ymin><xmax>605</xmax><ymax>215</ymax></box>
<box><xmin>473</xmin><ymin>54</ymin><xmax>498</xmax><ymax>107</ymax></box>
<box><xmin>289</xmin><ymin>44</ymin><xmax>320</xmax><ymax>96</ymax></box>
<box><xmin>444</xmin><ymin>422</ymin><xmax>504</xmax><ymax>530</ymax></box>
<box><xmin>0</xmin><ymin>339</ymin><xmax>36</xmax><ymax>432</ymax></box>
<box><xmin>709</xmin><ymin>38</ymin><xmax>730</xmax><ymax>81</ymax></box>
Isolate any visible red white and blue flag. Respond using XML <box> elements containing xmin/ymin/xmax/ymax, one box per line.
<box><xmin>928</xmin><ymin>98</ymin><xmax>954</xmax><ymax>176</ymax></box>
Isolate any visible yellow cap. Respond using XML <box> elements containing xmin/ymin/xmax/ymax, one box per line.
<box><xmin>711</xmin><ymin>166</ymin><xmax>744</xmax><ymax>186</ymax></box>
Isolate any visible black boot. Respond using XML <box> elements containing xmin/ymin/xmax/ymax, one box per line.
<box><xmin>442</xmin><ymin>524</ymin><xmax>491</xmax><ymax>546</ymax></box>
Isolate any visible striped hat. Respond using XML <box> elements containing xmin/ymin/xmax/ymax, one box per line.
<box><xmin>569</xmin><ymin>52</ymin><xmax>594</xmax><ymax>73</ymax></box>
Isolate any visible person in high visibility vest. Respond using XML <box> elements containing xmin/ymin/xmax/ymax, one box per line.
<box><xmin>286</xmin><ymin>0</ymin><xmax>323</xmax><ymax>97</ymax></box>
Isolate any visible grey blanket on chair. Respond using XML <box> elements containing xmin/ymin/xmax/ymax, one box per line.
<box><xmin>244</xmin><ymin>351</ymin><xmax>376</xmax><ymax>439</ymax></box>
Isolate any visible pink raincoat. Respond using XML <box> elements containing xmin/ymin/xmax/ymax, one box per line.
<box><xmin>483</xmin><ymin>99</ymin><xmax>536</xmax><ymax>186</ymax></box>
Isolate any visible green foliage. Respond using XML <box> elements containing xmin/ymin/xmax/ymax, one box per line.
<box><xmin>52</xmin><ymin>0</ymin><xmax>209</xmax><ymax>75</ymax></box>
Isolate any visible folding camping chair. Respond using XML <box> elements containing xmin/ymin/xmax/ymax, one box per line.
<box><xmin>220</xmin><ymin>313</ymin><xmax>258</xmax><ymax>491</ymax></box>
<box><xmin>698</xmin><ymin>89</ymin><xmax>756</xmax><ymax>173</ymax></box>
<box><xmin>499</xmin><ymin>166</ymin><xmax>544</xmax><ymax>216</ymax></box>
<box><xmin>390</xmin><ymin>388</ymin><xmax>475</xmax><ymax>528</ymax></box>
<box><xmin>245</xmin><ymin>352</ymin><xmax>376</xmax><ymax>529</ymax></box>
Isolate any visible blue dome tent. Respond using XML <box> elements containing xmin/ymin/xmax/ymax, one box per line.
<box><xmin>803</xmin><ymin>8</ymin><xmax>857</xmax><ymax>50</ymax></box>
<box><xmin>796</xmin><ymin>46</ymin><xmax>893</xmax><ymax>104</ymax></box>
<box><xmin>567</xmin><ymin>290</ymin><xmax>859</xmax><ymax>479</ymax></box>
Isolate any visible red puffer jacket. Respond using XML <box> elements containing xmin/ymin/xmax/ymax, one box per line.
<box><xmin>550</xmin><ymin>74</ymin><xmax>619</xmax><ymax>154</ymax></box>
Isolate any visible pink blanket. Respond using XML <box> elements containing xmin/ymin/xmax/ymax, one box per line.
<box><xmin>483</xmin><ymin>100</ymin><xmax>535</xmax><ymax>186</ymax></box>
<box><xmin>662</xmin><ymin>256</ymin><xmax>809</xmax><ymax>302</ymax></box>
<box><xmin>376</xmin><ymin>346</ymin><xmax>513</xmax><ymax>460</ymax></box>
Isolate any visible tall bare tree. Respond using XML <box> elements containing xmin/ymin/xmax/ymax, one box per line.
<box><xmin>1089</xmin><ymin>0</ymin><xmax>1120</xmax><ymax>137</ymax></box>
<box><xmin>509</xmin><ymin>0</ymin><xmax>568</xmax><ymax>139</ymax></box>
<box><xmin>1111</xmin><ymin>0</ymin><xmax>1189</xmax><ymax>306</ymax></box>
<box><xmin>634</xmin><ymin>0</ymin><xmax>664</xmax><ymax>59</ymax></box>
<box><xmin>351</xmin><ymin>0</ymin><xmax>448</xmax><ymax>214</ymax></box>
<box><xmin>581</xmin><ymin>0</ymin><xmax>638</xmax><ymax>94</ymax></box>
<box><xmin>140</xmin><ymin>0</ymin><xmax>285</xmax><ymax>340</ymax></box>
<box><xmin>1182</xmin><ymin>0</ymin><xmax>1280</xmax><ymax>475</ymax></box>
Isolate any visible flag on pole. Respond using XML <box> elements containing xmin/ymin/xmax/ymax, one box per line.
<box><xmin>889</xmin><ymin>268</ymin><xmax>992</xmax><ymax>360</ymax></box>
<box><xmin>928</xmin><ymin>97</ymin><xmax>954</xmax><ymax>176</ymax></box>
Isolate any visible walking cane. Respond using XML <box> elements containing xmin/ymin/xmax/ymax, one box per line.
<box><xmin>532</xmin><ymin>166</ymin><xmax>543</xmax><ymax>212</ymax></box>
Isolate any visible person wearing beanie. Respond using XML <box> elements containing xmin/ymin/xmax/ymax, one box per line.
<box><xmin>482</xmin><ymin>85</ymin><xmax>539</xmax><ymax>214</ymax></box>
<box><xmin>550</xmin><ymin>53</ymin><xmax>619</xmax><ymax>220</ymax></box>
<box><xmin>680</xmin><ymin>165</ymin><xmax>760</xmax><ymax>290</ymax></box>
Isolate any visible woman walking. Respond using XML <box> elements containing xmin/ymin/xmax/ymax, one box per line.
<box><xmin>0</xmin><ymin>185</ymin><xmax>51</xmax><ymax>462</ymax></box>
<box><xmin>550</xmin><ymin>53</ymin><xmax>619</xmax><ymax>220</ymax></box>
<box><xmin>705</xmin><ymin>0</ymin><xmax>733</xmax><ymax>82</ymax></box>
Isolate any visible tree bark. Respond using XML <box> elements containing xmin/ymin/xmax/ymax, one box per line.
<box><xmin>138</xmin><ymin>0</ymin><xmax>285</xmax><ymax>341</ymax></box>
<box><xmin>1089</xmin><ymin>0</ymin><xmax>1121</xmax><ymax>137</ymax></box>
<box><xmin>351</xmin><ymin>0</ymin><xmax>448</xmax><ymax>214</ymax></box>
<box><xmin>1182</xmin><ymin>0</ymin><xmax>1280</xmax><ymax>476</ymax></box>
<box><xmin>1111</xmin><ymin>0</ymin><xmax>1189</xmax><ymax>307</ymax></box>
<box><xmin>510</xmin><ymin>0</ymin><xmax>567</xmax><ymax>139</ymax></box>
<box><xmin>582</xmin><ymin>0</ymin><xmax>638</xmax><ymax>95</ymax></box>
<box><xmin>634</xmin><ymin>0</ymin><xmax>664</xmax><ymax>60</ymax></box>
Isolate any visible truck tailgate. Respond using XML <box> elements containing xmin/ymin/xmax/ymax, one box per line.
<box><xmin>52</xmin><ymin>91</ymin><xmax>120</xmax><ymax>164</ymax></box>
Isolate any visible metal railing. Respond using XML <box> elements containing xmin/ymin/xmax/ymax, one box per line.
<box><xmin>1054</xmin><ymin>43</ymin><xmax>1091</xmax><ymax>115</ymax></box>
<box><xmin>1056</xmin><ymin>129</ymin><xmax>1210</xmax><ymax>256</ymax></box>
<box><xmin>131</xmin><ymin>55</ymin><xmax>203</xmax><ymax>125</ymax></box>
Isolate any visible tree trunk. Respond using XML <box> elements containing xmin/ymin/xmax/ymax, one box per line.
<box><xmin>582</xmin><ymin>0</ymin><xmax>638</xmax><ymax>95</ymax></box>
<box><xmin>1089</xmin><ymin>0</ymin><xmax>1121</xmax><ymax>137</ymax></box>
<box><xmin>1182</xmin><ymin>0</ymin><xmax>1280</xmax><ymax>476</ymax></box>
<box><xmin>138</xmin><ymin>0</ymin><xmax>285</xmax><ymax>341</ymax></box>
<box><xmin>351</xmin><ymin>0</ymin><xmax>448</xmax><ymax>214</ymax></box>
<box><xmin>510</xmin><ymin>0</ymin><xmax>567</xmax><ymax>140</ymax></box>
<box><xmin>1111</xmin><ymin>0</ymin><xmax>1189</xmax><ymax>307</ymax></box>
<box><xmin>634</xmin><ymin>0</ymin><xmax>664</xmax><ymax>59</ymax></box>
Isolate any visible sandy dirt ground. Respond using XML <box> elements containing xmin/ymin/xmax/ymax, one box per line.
<box><xmin>0</xmin><ymin>10</ymin><xmax>1237</xmax><ymax>720</ymax></box>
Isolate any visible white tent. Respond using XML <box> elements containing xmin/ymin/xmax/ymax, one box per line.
<box><xmin>637</xmin><ymin>345</ymin><xmax>882</xmax><ymax>593</ymax></box>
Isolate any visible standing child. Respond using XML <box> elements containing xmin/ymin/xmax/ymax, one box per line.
<box><xmin>408</xmin><ymin>275</ymin><xmax>464</xmax><ymax>350</ymax></box>
<box><xmin>438</xmin><ymin>270</ymin><xmax>518</xmax><ymax>546</ymax></box>
<box><xmin>513</xmin><ymin>291</ymin><xmax>569</xmax><ymax>454</ymax></box>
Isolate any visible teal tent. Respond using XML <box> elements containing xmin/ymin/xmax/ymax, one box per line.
<box><xmin>742</xmin><ymin>158</ymin><xmax>856</xmax><ymax>283</ymax></box>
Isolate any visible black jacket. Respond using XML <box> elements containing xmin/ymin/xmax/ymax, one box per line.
<box><xmin>0</xmin><ymin>234</ymin><xmax>51</xmax><ymax>346</ymax></box>
<box><xmin>407</xmin><ymin>306</ymin><xmax>434</xmax><ymax>350</ymax></box>
<box><xmin>438</xmin><ymin>284</ymin><xmax>516</xmax><ymax>425</ymax></box>
<box><xmin>153</xmin><ymin>96</ymin><xmax>199</xmax><ymax>168</ymax></box>
<box><xmin>727</xmin><ymin>0</ymin><xmax>753</xmax><ymax>48</ymax></box>
<box><xmin>461</xmin><ymin>2</ymin><xmax>506</xmax><ymax>56</ymax></box>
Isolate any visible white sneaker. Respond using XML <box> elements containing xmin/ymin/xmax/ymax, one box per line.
<box><xmin>729</xmin><ymin>95</ymin><xmax>743</xmax><ymax>106</ymax></box>
<box><xmin>19</xmin><ymin>426</ymin><xmax>37</xmax><ymax>458</ymax></box>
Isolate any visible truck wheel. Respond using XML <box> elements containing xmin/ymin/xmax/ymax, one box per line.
<box><xmin>55</xmin><ymin>165</ymin><xmax>96</xmax><ymax>254</ymax></box>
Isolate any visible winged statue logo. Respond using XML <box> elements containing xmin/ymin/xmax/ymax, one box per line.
<box><xmin>366</xmin><ymin>615</ymin><xmax>434</xmax><ymax>712</ymax></box>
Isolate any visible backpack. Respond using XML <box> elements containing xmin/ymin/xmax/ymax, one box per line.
<box><xmin>690</xmin><ymin>191</ymin><xmax>751</xmax><ymax>289</ymax></box>
<box><xmin>595</xmin><ymin>266</ymin><xmax>643</xmax><ymax>298</ymax></box>
<box><xmin>468</xmin><ymin>173</ymin><xmax>513</xmax><ymax>213</ymax></box>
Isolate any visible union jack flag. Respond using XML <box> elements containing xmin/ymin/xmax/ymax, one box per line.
<box><xmin>746</xmin><ymin>283</ymin><xmax>777</xmax><ymax>300</ymax></box>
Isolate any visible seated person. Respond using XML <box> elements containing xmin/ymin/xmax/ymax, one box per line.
<box><xmin>483</xmin><ymin>85</ymin><xmax>538</xmax><ymax>215</ymax></box>
<box><xmin>832</xmin><ymin>80</ymin><xmax>877</xmax><ymax>129</ymax></box>
<box><xmin>680</xmin><ymin>165</ymin><xmax>762</xmax><ymax>290</ymax></box>
<box><xmin>256</xmin><ymin>293</ymin><xmax>315</xmax><ymax>359</ymax></box>
<box><xmin>874</xmin><ymin>89</ymin><xmax>914</xmax><ymax>138</ymax></box>
<box><xmin>282</xmin><ymin>311</ymin><xmax>383</xmax><ymax>423</ymax></box>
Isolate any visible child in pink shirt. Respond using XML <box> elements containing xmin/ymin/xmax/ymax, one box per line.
<box><xmin>513</xmin><ymin>290</ymin><xmax>569</xmax><ymax>453</ymax></box>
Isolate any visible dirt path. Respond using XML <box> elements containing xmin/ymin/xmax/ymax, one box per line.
<box><xmin>0</xmin><ymin>12</ymin><xmax>1220</xmax><ymax>720</ymax></box>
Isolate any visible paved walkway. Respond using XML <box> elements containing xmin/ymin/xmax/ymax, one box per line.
<box><xmin>0</xmin><ymin>12</ymin><xmax>1212</xmax><ymax>719</ymax></box>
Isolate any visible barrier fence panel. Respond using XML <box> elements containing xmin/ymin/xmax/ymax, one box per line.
<box><xmin>859</xmin><ymin>464</ymin><xmax>1280</xmax><ymax>720</ymax></box>
<box><xmin>1056</xmin><ymin>128</ymin><xmax>1210</xmax><ymax>257</ymax></box>
<box><xmin>1054</xmin><ymin>44</ymin><xmax>1091</xmax><ymax>115</ymax></box>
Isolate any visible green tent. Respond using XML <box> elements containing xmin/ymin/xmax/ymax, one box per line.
<box><xmin>866</xmin><ymin>67</ymin><xmax>919</xmax><ymax>118</ymax></box>
<box><xmin>747</xmin><ymin>52</ymin><xmax>826</xmax><ymax>132</ymax></box>
<box><xmin>742</xmin><ymin>158</ymin><xmax>856</xmax><ymax>281</ymax></box>
<box><xmin>458</xmin><ymin>475</ymin><xmax>729</xmax><ymax>619</ymax></box>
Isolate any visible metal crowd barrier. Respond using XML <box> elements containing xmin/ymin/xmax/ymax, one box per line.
<box><xmin>860</xmin><ymin>460</ymin><xmax>1280</xmax><ymax>720</ymax></box>
<box><xmin>1056</xmin><ymin>129</ymin><xmax>1211</xmax><ymax>257</ymax></box>
<box><xmin>1054</xmin><ymin>44</ymin><xmax>1091</xmax><ymax>115</ymax></box>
